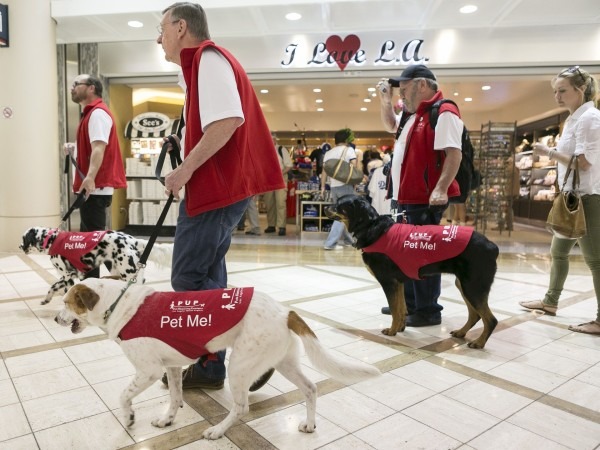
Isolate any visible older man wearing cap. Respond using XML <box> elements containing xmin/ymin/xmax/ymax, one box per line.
<box><xmin>376</xmin><ymin>64</ymin><xmax>463</xmax><ymax>327</ymax></box>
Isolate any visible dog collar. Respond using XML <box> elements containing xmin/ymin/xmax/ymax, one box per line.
<box><xmin>103</xmin><ymin>279</ymin><xmax>136</xmax><ymax>323</ymax></box>
<box><xmin>42</xmin><ymin>229</ymin><xmax>59</xmax><ymax>250</ymax></box>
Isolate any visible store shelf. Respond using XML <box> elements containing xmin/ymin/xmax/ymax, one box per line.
<box><xmin>299</xmin><ymin>200</ymin><xmax>333</xmax><ymax>233</ymax></box>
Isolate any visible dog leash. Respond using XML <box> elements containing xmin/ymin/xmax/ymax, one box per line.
<box><xmin>138</xmin><ymin>135</ymin><xmax>182</xmax><ymax>266</ymax></box>
<box><xmin>103</xmin><ymin>136</ymin><xmax>182</xmax><ymax>322</ymax></box>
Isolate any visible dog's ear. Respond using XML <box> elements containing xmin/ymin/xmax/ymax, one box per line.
<box><xmin>76</xmin><ymin>285</ymin><xmax>100</xmax><ymax>311</ymax></box>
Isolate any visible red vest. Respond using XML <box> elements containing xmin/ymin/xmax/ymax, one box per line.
<box><xmin>74</xmin><ymin>99</ymin><xmax>127</xmax><ymax>192</ymax></box>
<box><xmin>119</xmin><ymin>287</ymin><xmax>253</xmax><ymax>359</ymax></box>
<box><xmin>362</xmin><ymin>224</ymin><xmax>472</xmax><ymax>279</ymax></box>
<box><xmin>398</xmin><ymin>91</ymin><xmax>460</xmax><ymax>204</ymax></box>
<box><xmin>47</xmin><ymin>230</ymin><xmax>108</xmax><ymax>272</ymax></box>
<box><xmin>180</xmin><ymin>42</ymin><xmax>284</xmax><ymax>216</ymax></box>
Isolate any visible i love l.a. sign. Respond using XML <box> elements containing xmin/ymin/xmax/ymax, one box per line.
<box><xmin>281</xmin><ymin>35</ymin><xmax>428</xmax><ymax>71</ymax></box>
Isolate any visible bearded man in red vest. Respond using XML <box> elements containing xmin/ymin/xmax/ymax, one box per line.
<box><xmin>66</xmin><ymin>74</ymin><xmax>127</xmax><ymax>279</ymax></box>
<box><xmin>156</xmin><ymin>2</ymin><xmax>284</xmax><ymax>391</ymax></box>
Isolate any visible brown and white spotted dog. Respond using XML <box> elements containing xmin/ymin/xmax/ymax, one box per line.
<box><xmin>19</xmin><ymin>227</ymin><xmax>172</xmax><ymax>304</ymax></box>
<box><xmin>55</xmin><ymin>278</ymin><xmax>380</xmax><ymax>440</ymax></box>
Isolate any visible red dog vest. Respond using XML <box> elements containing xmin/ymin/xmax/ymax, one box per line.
<box><xmin>119</xmin><ymin>287</ymin><xmax>253</xmax><ymax>359</ymax></box>
<box><xmin>362</xmin><ymin>224</ymin><xmax>473</xmax><ymax>279</ymax></box>
<box><xmin>47</xmin><ymin>230</ymin><xmax>108</xmax><ymax>272</ymax></box>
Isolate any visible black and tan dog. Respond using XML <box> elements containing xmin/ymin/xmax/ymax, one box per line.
<box><xmin>325</xmin><ymin>195</ymin><xmax>499</xmax><ymax>348</ymax></box>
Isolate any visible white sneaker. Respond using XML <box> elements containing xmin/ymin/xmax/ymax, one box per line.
<box><xmin>323</xmin><ymin>245</ymin><xmax>343</xmax><ymax>250</ymax></box>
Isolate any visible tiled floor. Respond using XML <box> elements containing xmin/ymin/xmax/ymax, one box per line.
<box><xmin>1</xmin><ymin>223</ymin><xmax>599</xmax><ymax>449</ymax></box>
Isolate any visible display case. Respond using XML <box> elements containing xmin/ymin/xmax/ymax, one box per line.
<box><xmin>513</xmin><ymin>112</ymin><xmax>567</xmax><ymax>224</ymax></box>
<box><xmin>475</xmin><ymin>122</ymin><xmax>517</xmax><ymax>235</ymax></box>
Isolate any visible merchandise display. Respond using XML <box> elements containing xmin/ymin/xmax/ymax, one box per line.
<box><xmin>475</xmin><ymin>122</ymin><xmax>517</xmax><ymax>234</ymax></box>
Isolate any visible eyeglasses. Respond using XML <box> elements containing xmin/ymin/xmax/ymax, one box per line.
<box><xmin>561</xmin><ymin>66</ymin><xmax>586</xmax><ymax>84</ymax></box>
<box><xmin>156</xmin><ymin>19</ymin><xmax>180</xmax><ymax>35</ymax></box>
<box><xmin>72</xmin><ymin>81</ymin><xmax>91</xmax><ymax>88</ymax></box>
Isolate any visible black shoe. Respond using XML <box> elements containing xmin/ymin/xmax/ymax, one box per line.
<box><xmin>161</xmin><ymin>365</ymin><xmax>224</xmax><ymax>390</ymax></box>
<box><xmin>381</xmin><ymin>306</ymin><xmax>391</xmax><ymax>315</ymax></box>
<box><xmin>278</xmin><ymin>228</ymin><xmax>286</xmax><ymax>236</ymax></box>
<box><xmin>264</xmin><ymin>226</ymin><xmax>276</xmax><ymax>233</ymax></box>
<box><xmin>405</xmin><ymin>314</ymin><xmax>441</xmax><ymax>327</ymax></box>
<box><xmin>249</xmin><ymin>368</ymin><xmax>275</xmax><ymax>392</ymax></box>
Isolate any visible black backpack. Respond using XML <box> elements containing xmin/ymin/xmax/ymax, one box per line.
<box><xmin>430</xmin><ymin>99</ymin><xmax>482</xmax><ymax>203</ymax></box>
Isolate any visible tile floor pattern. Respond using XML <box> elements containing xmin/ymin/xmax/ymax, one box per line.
<box><xmin>1</xmin><ymin>225</ymin><xmax>599</xmax><ymax>450</ymax></box>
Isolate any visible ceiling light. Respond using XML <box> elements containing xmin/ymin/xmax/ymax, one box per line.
<box><xmin>371</xmin><ymin>93</ymin><xmax>377</xmax><ymax>97</ymax></box>
<box><xmin>317</xmin><ymin>107</ymin><xmax>324</xmax><ymax>112</ymax></box>
<box><xmin>464</xmin><ymin>97</ymin><xmax>473</xmax><ymax>102</ymax></box>
<box><xmin>367</xmin><ymin>87</ymin><xmax>376</xmax><ymax>92</ymax></box>
<box><xmin>360</xmin><ymin>107</ymin><xmax>368</xmax><ymax>111</ymax></box>
<box><xmin>453</xmin><ymin>92</ymin><xmax>459</xmax><ymax>96</ymax></box>
<box><xmin>315</xmin><ymin>99</ymin><xmax>323</xmax><ymax>103</ymax></box>
<box><xmin>313</xmin><ymin>88</ymin><xmax>321</xmax><ymax>93</ymax></box>
<box><xmin>260</xmin><ymin>89</ymin><xmax>269</xmax><ymax>94</ymax></box>
<box><xmin>363</xmin><ymin>98</ymin><xmax>371</xmax><ymax>103</ymax></box>
<box><xmin>286</xmin><ymin>12</ymin><xmax>302</xmax><ymax>21</ymax></box>
<box><xmin>481</xmin><ymin>85</ymin><xmax>491</xmax><ymax>91</ymax></box>
<box><xmin>459</xmin><ymin>5</ymin><xmax>478</xmax><ymax>14</ymax></box>
<box><xmin>128</xmin><ymin>20</ymin><xmax>143</xmax><ymax>28</ymax></box>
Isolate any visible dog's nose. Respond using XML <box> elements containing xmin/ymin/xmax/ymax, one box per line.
<box><xmin>54</xmin><ymin>316</ymin><xmax>59</xmax><ymax>323</ymax></box>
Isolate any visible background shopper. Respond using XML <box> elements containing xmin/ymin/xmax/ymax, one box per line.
<box><xmin>520</xmin><ymin>66</ymin><xmax>600</xmax><ymax>336</ymax></box>
<box><xmin>321</xmin><ymin>128</ymin><xmax>357</xmax><ymax>250</ymax></box>
<box><xmin>264</xmin><ymin>135</ymin><xmax>293</xmax><ymax>236</ymax></box>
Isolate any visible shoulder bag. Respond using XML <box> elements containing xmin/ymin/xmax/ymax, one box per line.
<box><xmin>546</xmin><ymin>155</ymin><xmax>586</xmax><ymax>239</ymax></box>
<box><xmin>323</xmin><ymin>146</ymin><xmax>363</xmax><ymax>185</ymax></box>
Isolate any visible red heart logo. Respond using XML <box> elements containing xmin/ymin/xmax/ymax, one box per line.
<box><xmin>325</xmin><ymin>34</ymin><xmax>361</xmax><ymax>71</ymax></box>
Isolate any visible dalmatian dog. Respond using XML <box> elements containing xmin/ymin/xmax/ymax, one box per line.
<box><xmin>19</xmin><ymin>227</ymin><xmax>172</xmax><ymax>304</ymax></box>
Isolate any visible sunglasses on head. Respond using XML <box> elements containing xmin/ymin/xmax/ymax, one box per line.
<box><xmin>561</xmin><ymin>65</ymin><xmax>586</xmax><ymax>84</ymax></box>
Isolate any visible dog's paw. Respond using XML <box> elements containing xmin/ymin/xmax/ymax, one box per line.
<box><xmin>151</xmin><ymin>417</ymin><xmax>173</xmax><ymax>428</ymax></box>
<box><xmin>203</xmin><ymin>425</ymin><xmax>225</xmax><ymax>440</ymax></box>
<box><xmin>467</xmin><ymin>340</ymin><xmax>485</xmax><ymax>349</ymax></box>
<box><xmin>381</xmin><ymin>328</ymin><xmax>397</xmax><ymax>336</ymax></box>
<box><xmin>40</xmin><ymin>299</ymin><xmax>50</xmax><ymax>305</ymax></box>
<box><xmin>298</xmin><ymin>420</ymin><xmax>316</xmax><ymax>433</ymax></box>
<box><xmin>450</xmin><ymin>329</ymin><xmax>466</xmax><ymax>339</ymax></box>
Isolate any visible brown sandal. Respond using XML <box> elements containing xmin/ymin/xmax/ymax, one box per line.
<box><xmin>568</xmin><ymin>320</ymin><xmax>600</xmax><ymax>335</ymax></box>
<box><xmin>518</xmin><ymin>300</ymin><xmax>557</xmax><ymax>316</ymax></box>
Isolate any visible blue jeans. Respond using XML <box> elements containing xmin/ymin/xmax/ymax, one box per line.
<box><xmin>172</xmin><ymin>197</ymin><xmax>250</xmax><ymax>380</ymax></box>
<box><xmin>398</xmin><ymin>203</ymin><xmax>446</xmax><ymax>318</ymax></box>
<box><xmin>324</xmin><ymin>185</ymin><xmax>355</xmax><ymax>248</ymax></box>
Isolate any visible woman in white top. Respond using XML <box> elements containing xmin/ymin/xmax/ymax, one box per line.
<box><xmin>520</xmin><ymin>66</ymin><xmax>600</xmax><ymax>336</ymax></box>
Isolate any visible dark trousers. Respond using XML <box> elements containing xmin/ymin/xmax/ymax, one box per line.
<box><xmin>80</xmin><ymin>195</ymin><xmax>113</xmax><ymax>279</ymax></box>
<box><xmin>398</xmin><ymin>203</ymin><xmax>446</xmax><ymax>317</ymax></box>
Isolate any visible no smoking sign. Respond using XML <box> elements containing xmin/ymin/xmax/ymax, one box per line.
<box><xmin>2</xmin><ymin>106</ymin><xmax>14</xmax><ymax>119</ymax></box>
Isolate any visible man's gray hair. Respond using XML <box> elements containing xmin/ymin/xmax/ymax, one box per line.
<box><xmin>163</xmin><ymin>2</ymin><xmax>210</xmax><ymax>41</ymax></box>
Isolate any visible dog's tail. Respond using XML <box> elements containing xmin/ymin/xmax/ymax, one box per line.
<box><xmin>136</xmin><ymin>240</ymin><xmax>173</xmax><ymax>268</ymax></box>
<box><xmin>287</xmin><ymin>311</ymin><xmax>380</xmax><ymax>384</ymax></box>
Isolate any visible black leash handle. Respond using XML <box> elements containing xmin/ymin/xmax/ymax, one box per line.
<box><xmin>62</xmin><ymin>149</ymin><xmax>88</xmax><ymax>223</ymax></box>
<box><xmin>140</xmin><ymin>136</ymin><xmax>182</xmax><ymax>265</ymax></box>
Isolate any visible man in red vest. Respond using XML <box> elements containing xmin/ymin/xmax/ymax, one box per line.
<box><xmin>65</xmin><ymin>74</ymin><xmax>127</xmax><ymax>279</ymax></box>
<box><xmin>157</xmin><ymin>2</ymin><xmax>284</xmax><ymax>391</ymax></box>
<box><xmin>376</xmin><ymin>65</ymin><xmax>463</xmax><ymax>327</ymax></box>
